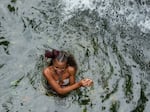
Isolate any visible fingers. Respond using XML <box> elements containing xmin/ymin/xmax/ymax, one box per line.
<box><xmin>80</xmin><ymin>79</ymin><xmax>88</xmax><ymax>86</ymax></box>
<box><xmin>81</xmin><ymin>78</ymin><xmax>93</xmax><ymax>87</ymax></box>
<box><xmin>86</xmin><ymin>79</ymin><xmax>93</xmax><ymax>86</ymax></box>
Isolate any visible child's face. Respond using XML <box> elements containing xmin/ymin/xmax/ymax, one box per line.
<box><xmin>53</xmin><ymin>59</ymin><xmax>67</xmax><ymax>74</ymax></box>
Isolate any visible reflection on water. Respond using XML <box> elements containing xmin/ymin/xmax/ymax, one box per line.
<box><xmin>0</xmin><ymin>0</ymin><xmax>150</xmax><ymax>112</ymax></box>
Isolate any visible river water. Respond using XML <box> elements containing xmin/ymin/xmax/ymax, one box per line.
<box><xmin>0</xmin><ymin>0</ymin><xmax>150</xmax><ymax>112</ymax></box>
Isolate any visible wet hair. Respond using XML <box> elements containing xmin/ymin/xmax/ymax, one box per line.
<box><xmin>45</xmin><ymin>49</ymin><xmax>78</xmax><ymax>70</ymax></box>
<box><xmin>45</xmin><ymin>49</ymin><xmax>59</xmax><ymax>59</ymax></box>
<box><xmin>56</xmin><ymin>51</ymin><xmax>68</xmax><ymax>63</ymax></box>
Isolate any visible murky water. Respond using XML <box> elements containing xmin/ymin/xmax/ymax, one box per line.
<box><xmin>0</xmin><ymin>0</ymin><xmax>150</xmax><ymax>112</ymax></box>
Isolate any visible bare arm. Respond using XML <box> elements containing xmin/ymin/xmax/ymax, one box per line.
<box><xmin>43</xmin><ymin>68</ymin><xmax>82</xmax><ymax>95</ymax></box>
<box><xmin>68</xmin><ymin>66</ymin><xmax>76</xmax><ymax>85</ymax></box>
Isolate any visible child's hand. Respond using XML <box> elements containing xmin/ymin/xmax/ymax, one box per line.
<box><xmin>80</xmin><ymin>78</ymin><xmax>93</xmax><ymax>87</ymax></box>
<box><xmin>84</xmin><ymin>78</ymin><xmax>93</xmax><ymax>86</ymax></box>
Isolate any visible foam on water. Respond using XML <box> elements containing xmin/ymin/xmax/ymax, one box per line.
<box><xmin>0</xmin><ymin>0</ymin><xmax>150</xmax><ymax>112</ymax></box>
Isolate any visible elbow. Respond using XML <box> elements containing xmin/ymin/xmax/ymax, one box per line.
<box><xmin>56</xmin><ymin>88</ymin><xmax>69</xmax><ymax>95</ymax></box>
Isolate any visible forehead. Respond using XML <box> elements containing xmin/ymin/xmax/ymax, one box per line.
<box><xmin>53</xmin><ymin>59</ymin><xmax>67</xmax><ymax>67</ymax></box>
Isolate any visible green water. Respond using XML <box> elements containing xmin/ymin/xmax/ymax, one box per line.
<box><xmin>0</xmin><ymin>0</ymin><xmax>150</xmax><ymax>112</ymax></box>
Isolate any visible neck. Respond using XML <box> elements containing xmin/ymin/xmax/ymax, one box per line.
<box><xmin>54</xmin><ymin>70</ymin><xmax>63</xmax><ymax>83</ymax></box>
<box><xmin>58</xmin><ymin>74</ymin><xmax>63</xmax><ymax>83</ymax></box>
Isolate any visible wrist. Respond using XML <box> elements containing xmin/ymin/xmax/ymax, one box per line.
<box><xmin>78</xmin><ymin>81</ymin><xmax>82</xmax><ymax>87</ymax></box>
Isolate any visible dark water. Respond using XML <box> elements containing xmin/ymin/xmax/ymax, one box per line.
<box><xmin>0</xmin><ymin>0</ymin><xmax>150</xmax><ymax>112</ymax></box>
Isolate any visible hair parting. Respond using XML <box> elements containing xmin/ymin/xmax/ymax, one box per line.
<box><xmin>45</xmin><ymin>49</ymin><xmax>78</xmax><ymax>71</ymax></box>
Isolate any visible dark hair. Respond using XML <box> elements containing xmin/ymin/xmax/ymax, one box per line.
<box><xmin>45</xmin><ymin>49</ymin><xmax>78</xmax><ymax>70</ymax></box>
<box><xmin>45</xmin><ymin>49</ymin><xmax>59</xmax><ymax>59</ymax></box>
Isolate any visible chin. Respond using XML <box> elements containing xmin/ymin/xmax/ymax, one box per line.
<box><xmin>56</xmin><ymin>71</ymin><xmax>62</xmax><ymax>75</ymax></box>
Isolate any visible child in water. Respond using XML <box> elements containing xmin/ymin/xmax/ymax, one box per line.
<box><xmin>42</xmin><ymin>49</ymin><xmax>93</xmax><ymax>96</ymax></box>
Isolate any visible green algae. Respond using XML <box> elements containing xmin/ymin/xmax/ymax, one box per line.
<box><xmin>7</xmin><ymin>4</ymin><xmax>15</xmax><ymax>12</ymax></box>
<box><xmin>124</xmin><ymin>74</ymin><xmax>133</xmax><ymax>96</ymax></box>
<box><xmin>10</xmin><ymin>76</ymin><xmax>24</xmax><ymax>87</ymax></box>
<box><xmin>82</xmin><ymin>106</ymin><xmax>87</xmax><ymax>112</ymax></box>
<box><xmin>111</xmin><ymin>42</ymin><xmax>133</xmax><ymax>101</ymax></box>
<box><xmin>102</xmin><ymin>80</ymin><xmax>119</xmax><ymax>102</ymax></box>
<box><xmin>131</xmin><ymin>82</ymin><xmax>148</xmax><ymax>112</ymax></box>
<box><xmin>0</xmin><ymin>64</ymin><xmax>5</xmax><ymax>69</ymax></box>
<box><xmin>109</xmin><ymin>101</ymin><xmax>120</xmax><ymax>112</ymax></box>
<box><xmin>80</xmin><ymin>98</ymin><xmax>91</xmax><ymax>105</ymax></box>
<box><xmin>11</xmin><ymin>0</ymin><xmax>17</xmax><ymax>3</ymax></box>
<box><xmin>0</xmin><ymin>37</ymin><xmax>10</xmax><ymax>54</ymax></box>
<box><xmin>91</xmin><ymin>37</ymin><xmax>99</xmax><ymax>55</ymax></box>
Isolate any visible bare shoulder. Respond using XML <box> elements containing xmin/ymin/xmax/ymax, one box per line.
<box><xmin>43</xmin><ymin>67</ymin><xmax>52</xmax><ymax>77</ymax></box>
<box><xmin>67</xmin><ymin>66</ymin><xmax>76</xmax><ymax>76</ymax></box>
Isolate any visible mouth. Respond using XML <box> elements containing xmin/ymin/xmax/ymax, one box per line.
<box><xmin>56</xmin><ymin>70</ymin><xmax>64</xmax><ymax>74</ymax></box>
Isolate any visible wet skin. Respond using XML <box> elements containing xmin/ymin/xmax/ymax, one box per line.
<box><xmin>43</xmin><ymin>59</ymin><xmax>93</xmax><ymax>95</ymax></box>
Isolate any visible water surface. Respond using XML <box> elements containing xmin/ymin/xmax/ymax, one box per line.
<box><xmin>0</xmin><ymin>0</ymin><xmax>150</xmax><ymax>112</ymax></box>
